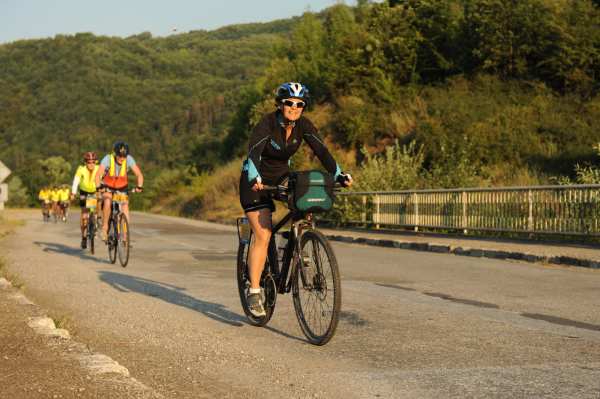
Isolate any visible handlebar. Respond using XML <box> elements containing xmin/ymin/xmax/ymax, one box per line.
<box><xmin>97</xmin><ymin>186</ymin><xmax>142</xmax><ymax>194</ymax></box>
<box><xmin>260</xmin><ymin>183</ymin><xmax>345</xmax><ymax>193</ymax></box>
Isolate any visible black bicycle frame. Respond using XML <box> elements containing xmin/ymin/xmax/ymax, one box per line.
<box><xmin>268</xmin><ymin>210</ymin><xmax>313</xmax><ymax>295</ymax></box>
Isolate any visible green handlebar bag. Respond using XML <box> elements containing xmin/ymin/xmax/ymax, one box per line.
<box><xmin>288</xmin><ymin>170</ymin><xmax>335</xmax><ymax>213</ymax></box>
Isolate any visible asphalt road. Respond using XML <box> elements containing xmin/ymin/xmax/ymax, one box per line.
<box><xmin>3</xmin><ymin>210</ymin><xmax>600</xmax><ymax>398</ymax></box>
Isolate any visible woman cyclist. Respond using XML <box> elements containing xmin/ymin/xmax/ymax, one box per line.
<box><xmin>71</xmin><ymin>152</ymin><xmax>100</xmax><ymax>249</ymax></box>
<box><xmin>239</xmin><ymin>82</ymin><xmax>352</xmax><ymax>317</ymax></box>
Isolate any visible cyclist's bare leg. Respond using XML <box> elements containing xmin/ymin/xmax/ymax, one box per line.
<box><xmin>121</xmin><ymin>203</ymin><xmax>130</xmax><ymax>223</ymax></box>
<box><xmin>101</xmin><ymin>192</ymin><xmax>112</xmax><ymax>235</ymax></box>
<box><xmin>246</xmin><ymin>208</ymin><xmax>272</xmax><ymax>290</ymax></box>
<box><xmin>80</xmin><ymin>208</ymin><xmax>89</xmax><ymax>237</ymax></box>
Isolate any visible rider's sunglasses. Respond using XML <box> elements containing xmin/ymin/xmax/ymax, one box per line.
<box><xmin>282</xmin><ymin>99</ymin><xmax>306</xmax><ymax>109</ymax></box>
<box><xmin>86</xmin><ymin>160</ymin><xmax>96</xmax><ymax>164</ymax></box>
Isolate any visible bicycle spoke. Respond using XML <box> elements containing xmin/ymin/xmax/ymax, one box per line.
<box><xmin>293</xmin><ymin>230</ymin><xmax>341</xmax><ymax>345</ymax></box>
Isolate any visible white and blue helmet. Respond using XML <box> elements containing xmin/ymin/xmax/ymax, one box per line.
<box><xmin>275</xmin><ymin>82</ymin><xmax>310</xmax><ymax>104</ymax></box>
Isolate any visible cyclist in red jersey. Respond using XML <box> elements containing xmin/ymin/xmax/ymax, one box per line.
<box><xmin>95</xmin><ymin>141</ymin><xmax>144</xmax><ymax>241</ymax></box>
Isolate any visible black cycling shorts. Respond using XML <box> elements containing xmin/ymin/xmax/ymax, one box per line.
<box><xmin>239</xmin><ymin>169</ymin><xmax>300</xmax><ymax>213</ymax></box>
<box><xmin>239</xmin><ymin>171</ymin><xmax>275</xmax><ymax>213</ymax></box>
<box><xmin>79</xmin><ymin>190</ymin><xmax>95</xmax><ymax>208</ymax></box>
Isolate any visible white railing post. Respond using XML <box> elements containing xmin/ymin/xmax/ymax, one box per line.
<box><xmin>375</xmin><ymin>194</ymin><xmax>380</xmax><ymax>229</ymax></box>
<box><xmin>462</xmin><ymin>190</ymin><xmax>467</xmax><ymax>235</ymax></box>
<box><xmin>528</xmin><ymin>189</ymin><xmax>533</xmax><ymax>232</ymax></box>
<box><xmin>413</xmin><ymin>192</ymin><xmax>419</xmax><ymax>232</ymax></box>
<box><xmin>361</xmin><ymin>195</ymin><xmax>367</xmax><ymax>228</ymax></box>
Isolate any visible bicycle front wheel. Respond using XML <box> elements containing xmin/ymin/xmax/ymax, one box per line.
<box><xmin>292</xmin><ymin>230</ymin><xmax>341</xmax><ymax>345</ymax></box>
<box><xmin>117</xmin><ymin>215</ymin><xmax>130</xmax><ymax>267</ymax></box>
<box><xmin>107</xmin><ymin>217</ymin><xmax>117</xmax><ymax>264</ymax></box>
<box><xmin>88</xmin><ymin>214</ymin><xmax>95</xmax><ymax>255</ymax></box>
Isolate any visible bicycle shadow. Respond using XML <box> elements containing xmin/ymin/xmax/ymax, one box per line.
<box><xmin>98</xmin><ymin>271</ymin><xmax>245</xmax><ymax>327</ymax></box>
<box><xmin>33</xmin><ymin>241</ymin><xmax>111</xmax><ymax>264</ymax></box>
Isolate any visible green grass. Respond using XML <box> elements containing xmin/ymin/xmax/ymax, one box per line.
<box><xmin>0</xmin><ymin>258</ymin><xmax>25</xmax><ymax>290</ymax></box>
<box><xmin>0</xmin><ymin>217</ymin><xmax>26</xmax><ymax>289</ymax></box>
<box><xmin>48</xmin><ymin>312</ymin><xmax>74</xmax><ymax>332</ymax></box>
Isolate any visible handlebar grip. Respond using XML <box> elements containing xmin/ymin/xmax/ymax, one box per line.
<box><xmin>261</xmin><ymin>185</ymin><xmax>279</xmax><ymax>192</ymax></box>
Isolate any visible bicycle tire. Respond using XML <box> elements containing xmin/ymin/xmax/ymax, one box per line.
<box><xmin>117</xmin><ymin>215</ymin><xmax>130</xmax><ymax>267</ymax></box>
<box><xmin>236</xmin><ymin>235</ymin><xmax>275</xmax><ymax>326</ymax></box>
<box><xmin>292</xmin><ymin>229</ymin><xmax>341</xmax><ymax>346</ymax></box>
<box><xmin>108</xmin><ymin>217</ymin><xmax>117</xmax><ymax>264</ymax></box>
<box><xmin>88</xmin><ymin>214</ymin><xmax>95</xmax><ymax>255</ymax></box>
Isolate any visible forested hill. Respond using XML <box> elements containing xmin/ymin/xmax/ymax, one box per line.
<box><xmin>1</xmin><ymin>0</ymin><xmax>600</xmax><ymax>213</ymax></box>
<box><xmin>0</xmin><ymin>18</ymin><xmax>294</xmax><ymax>190</ymax></box>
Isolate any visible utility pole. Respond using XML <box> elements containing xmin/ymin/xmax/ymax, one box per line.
<box><xmin>0</xmin><ymin>160</ymin><xmax>12</xmax><ymax>211</ymax></box>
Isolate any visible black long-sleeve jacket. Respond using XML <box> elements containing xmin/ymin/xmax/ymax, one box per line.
<box><xmin>242</xmin><ymin>111</ymin><xmax>341</xmax><ymax>185</ymax></box>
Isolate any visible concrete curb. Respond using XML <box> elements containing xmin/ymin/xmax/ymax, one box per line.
<box><xmin>325</xmin><ymin>234</ymin><xmax>600</xmax><ymax>269</ymax></box>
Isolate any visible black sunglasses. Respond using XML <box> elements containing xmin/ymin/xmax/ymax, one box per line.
<box><xmin>282</xmin><ymin>99</ymin><xmax>306</xmax><ymax>108</ymax></box>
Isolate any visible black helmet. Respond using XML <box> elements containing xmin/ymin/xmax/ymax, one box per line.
<box><xmin>113</xmin><ymin>141</ymin><xmax>129</xmax><ymax>157</ymax></box>
<box><xmin>275</xmin><ymin>82</ymin><xmax>310</xmax><ymax>104</ymax></box>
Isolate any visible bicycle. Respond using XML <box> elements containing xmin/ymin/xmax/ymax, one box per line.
<box><xmin>60</xmin><ymin>201</ymin><xmax>70</xmax><ymax>223</ymax></box>
<box><xmin>52</xmin><ymin>202</ymin><xmax>59</xmax><ymax>223</ymax></box>
<box><xmin>42</xmin><ymin>200</ymin><xmax>51</xmax><ymax>223</ymax></box>
<box><xmin>236</xmin><ymin>171</ymin><xmax>342</xmax><ymax>346</ymax></box>
<box><xmin>82</xmin><ymin>193</ymin><xmax>100</xmax><ymax>255</ymax></box>
<box><xmin>104</xmin><ymin>189</ymin><xmax>131</xmax><ymax>267</ymax></box>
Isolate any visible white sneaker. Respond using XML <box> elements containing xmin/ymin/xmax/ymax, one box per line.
<box><xmin>247</xmin><ymin>293</ymin><xmax>266</xmax><ymax>317</ymax></box>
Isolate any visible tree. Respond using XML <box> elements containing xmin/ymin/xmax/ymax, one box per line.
<box><xmin>38</xmin><ymin>157</ymin><xmax>72</xmax><ymax>186</ymax></box>
<box><xmin>536</xmin><ymin>0</ymin><xmax>600</xmax><ymax>95</ymax></box>
<box><xmin>574</xmin><ymin>143</ymin><xmax>600</xmax><ymax>184</ymax></box>
<box><xmin>6</xmin><ymin>176</ymin><xmax>30</xmax><ymax>207</ymax></box>
<box><xmin>463</xmin><ymin>0</ymin><xmax>556</xmax><ymax>78</ymax></box>
<box><xmin>288</xmin><ymin>13</ymin><xmax>328</xmax><ymax>99</ymax></box>
<box><xmin>354</xmin><ymin>141</ymin><xmax>425</xmax><ymax>191</ymax></box>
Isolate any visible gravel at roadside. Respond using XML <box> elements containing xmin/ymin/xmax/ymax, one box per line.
<box><xmin>0</xmin><ymin>276</ymin><xmax>161</xmax><ymax>398</ymax></box>
<box><xmin>0</xmin><ymin>213</ymin><xmax>160</xmax><ymax>399</ymax></box>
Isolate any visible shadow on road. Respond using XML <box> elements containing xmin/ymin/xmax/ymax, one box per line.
<box><xmin>98</xmin><ymin>271</ymin><xmax>245</xmax><ymax>327</ymax></box>
<box><xmin>34</xmin><ymin>241</ymin><xmax>110</xmax><ymax>264</ymax></box>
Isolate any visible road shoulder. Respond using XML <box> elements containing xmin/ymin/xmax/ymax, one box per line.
<box><xmin>0</xmin><ymin>212</ymin><xmax>160</xmax><ymax>399</ymax></box>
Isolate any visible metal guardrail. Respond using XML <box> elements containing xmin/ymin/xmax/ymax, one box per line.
<box><xmin>326</xmin><ymin>184</ymin><xmax>600</xmax><ymax>236</ymax></box>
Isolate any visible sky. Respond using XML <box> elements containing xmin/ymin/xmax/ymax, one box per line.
<box><xmin>0</xmin><ymin>0</ymin><xmax>356</xmax><ymax>44</ymax></box>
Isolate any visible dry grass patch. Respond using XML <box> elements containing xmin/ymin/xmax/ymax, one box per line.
<box><xmin>47</xmin><ymin>311</ymin><xmax>75</xmax><ymax>332</ymax></box>
<box><xmin>0</xmin><ymin>258</ymin><xmax>25</xmax><ymax>290</ymax></box>
<box><xmin>0</xmin><ymin>216</ymin><xmax>26</xmax><ymax>289</ymax></box>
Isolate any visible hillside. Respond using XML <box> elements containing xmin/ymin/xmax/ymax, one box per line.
<box><xmin>1</xmin><ymin>0</ymin><xmax>599</xmax><ymax>218</ymax></box>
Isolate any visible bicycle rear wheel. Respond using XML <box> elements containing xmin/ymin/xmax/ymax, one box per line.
<box><xmin>117</xmin><ymin>215</ymin><xmax>130</xmax><ymax>267</ymax></box>
<box><xmin>236</xmin><ymin>235</ymin><xmax>276</xmax><ymax>326</ymax></box>
<box><xmin>107</xmin><ymin>217</ymin><xmax>117</xmax><ymax>264</ymax></box>
<box><xmin>88</xmin><ymin>214</ymin><xmax>95</xmax><ymax>255</ymax></box>
<box><xmin>292</xmin><ymin>230</ymin><xmax>341</xmax><ymax>345</ymax></box>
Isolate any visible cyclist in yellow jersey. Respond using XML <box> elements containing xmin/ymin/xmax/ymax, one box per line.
<box><xmin>50</xmin><ymin>186</ymin><xmax>61</xmax><ymax>222</ymax></box>
<box><xmin>38</xmin><ymin>187</ymin><xmax>51</xmax><ymax>220</ymax></box>
<box><xmin>71</xmin><ymin>152</ymin><xmax>100</xmax><ymax>249</ymax></box>
<box><xmin>58</xmin><ymin>185</ymin><xmax>70</xmax><ymax>222</ymax></box>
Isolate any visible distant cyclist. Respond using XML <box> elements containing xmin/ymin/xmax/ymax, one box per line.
<box><xmin>239</xmin><ymin>82</ymin><xmax>353</xmax><ymax>317</ymax></box>
<box><xmin>49</xmin><ymin>186</ymin><xmax>61</xmax><ymax>222</ymax></box>
<box><xmin>58</xmin><ymin>184</ymin><xmax>70</xmax><ymax>222</ymax></box>
<box><xmin>38</xmin><ymin>186</ymin><xmax>51</xmax><ymax>220</ymax></box>
<box><xmin>95</xmin><ymin>141</ymin><xmax>144</xmax><ymax>241</ymax></box>
<box><xmin>71</xmin><ymin>152</ymin><xmax>100</xmax><ymax>249</ymax></box>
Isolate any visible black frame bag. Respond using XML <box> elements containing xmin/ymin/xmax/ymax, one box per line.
<box><xmin>288</xmin><ymin>170</ymin><xmax>335</xmax><ymax>213</ymax></box>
